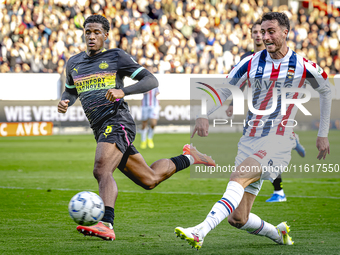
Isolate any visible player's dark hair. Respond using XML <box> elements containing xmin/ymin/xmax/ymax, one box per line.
<box><xmin>250</xmin><ymin>19</ymin><xmax>262</xmax><ymax>32</ymax></box>
<box><xmin>83</xmin><ymin>15</ymin><xmax>110</xmax><ymax>32</ymax></box>
<box><xmin>261</xmin><ymin>12</ymin><xmax>290</xmax><ymax>32</ymax></box>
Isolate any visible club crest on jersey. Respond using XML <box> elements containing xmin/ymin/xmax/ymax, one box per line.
<box><xmin>287</xmin><ymin>67</ymin><xmax>295</xmax><ymax>79</ymax></box>
<box><xmin>257</xmin><ymin>66</ymin><xmax>263</xmax><ymax>73</ymax></box>
<box><xmin>99</xmin><ymin>61</ymin><xmax>109</xmax><ymax>69</ymax></box>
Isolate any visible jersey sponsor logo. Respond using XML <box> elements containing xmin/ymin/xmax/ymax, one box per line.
<box><xmin>254</xmin><ymin>79</ymin><xmax>262</xmax><ymax>89</ymax></box>
<box><xmin>254</xmin><ymin>150</ymin><xmax>267</xmax><ymax>159</ymax></box>
<box><xmin>287</xmin><ymin>67</ymin><xmax>295</xmax><ymax>79</ymax></box>
<box><xmin>253</xmin><ymin>79</ymin><xmax>275</xmax><ymax>90</ymax></box>
<box><xmin>99</xmin><ymin>61</ymin><xmax>109</xmax><ymax>69</ymax></box>
<box><xmin>74</xmin><ymin>73</ymin><xmax>116</xmax><ymax>94</ymax></box>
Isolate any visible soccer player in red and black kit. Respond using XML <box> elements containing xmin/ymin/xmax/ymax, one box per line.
<box><xmin>58</xmin><ymin>15</ymin><xmax>215</xmax><ymax>241</ymax></box>
<box><xmin>225</xmin><ymin>19</ymin><xmax>306</xmax><ymax>203</ymax></box>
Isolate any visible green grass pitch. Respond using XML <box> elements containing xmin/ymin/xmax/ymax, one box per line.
<box><xmin>0</xmin><ymin>131</ymin><xmax>340</xmax><ymax>254</ymax></box>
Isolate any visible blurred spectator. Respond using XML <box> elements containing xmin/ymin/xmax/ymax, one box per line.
<box><xmin>14</xmin><ymin>64</ymin><xmax>22</xmax><ymax>73</ymax></box>
<box><xmin>148</xmin><ymin>0</ymin><xmax>163</xmax><ymax>20</ymax></box>
<box><xmin>30</xmin><ymin>53</ymin><xmax>43</xmax><ymax>73</ymax></box>
<box><xmin>0</xmin><ymin>62</ymin><xmax>10</xmax><ymax>73</ymax></box>
<box><xmin>22</xmin><ymin>63</ymin><xmax>31</xmax><ymax>73</ymax></box>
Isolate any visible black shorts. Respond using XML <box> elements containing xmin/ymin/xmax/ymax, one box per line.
<box><xmin>93</xmin><ymin>109</ymin><xmax>139</xmax><ymax>171</ymax></box>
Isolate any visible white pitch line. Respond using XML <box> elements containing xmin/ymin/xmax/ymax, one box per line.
<box><xmin>283</xmin><ymin>180</ymin><xmax>340</xmax><ymax>184</ymax></box>
<box><xmin>0</xmin><ymin>186</ymin><xmax>340</xmax><ymax>199</ymax></box>
<box><xmin>3</xmin><ymin>176</ymin><xmax>340</xmax><ymax>184</ymax></box>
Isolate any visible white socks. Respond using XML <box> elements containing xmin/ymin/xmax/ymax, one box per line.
<box><xmin>273</xmin><ymin>189</ymin><xmax>284</xmax><ymax>196</ymax></box>
<box><xmin>192</xmin><ymin>181</ymin><xmax>281</xmax><ymax>243</ymax></box>
<box><xmin>184</xmin><ymin>155</ymin><xmax>194</xmax><ymax>165</ymax></box>
<box><xmin>240</xmin><ymin>213</ymin><xmax>280</xmax><ymax>242</ymax></box>
<box><xmin>148</xmin><ymin>128</ymin><xmax>154</xmax><ymax>139</ymax></box>
<box><xmin>141</xmin><ymin>128</ymin><xmax>147</xmax><ymax>142</ymax></box>
<box><xmin>196</xmin><ymin>181</ymin><xmax>244</xmax><ymax>237</ymax></box>
<box><xmin>142</xmin><ymin>128</ymin><xmax>154</xmax><ymax>141</ymax></box>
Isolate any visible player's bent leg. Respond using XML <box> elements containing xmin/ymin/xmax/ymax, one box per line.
<box><xmin>120</xmin><ymin>153</ymin><xmax>177</xmax><ymax>190</ymax></box>
<box><xmin>93</xmin><ymin>142</ymin><xmax>123</xmax><ymax>207</ymax></box>
<box><xmin>175</xmin><ymin>180</ymin><xmax>245</xmax><ymax>250</ymax></box>
<box><xmin>229</xmin><ymin>157</ymin><xmax>262</xmax><ymax>188</ymax></box>
<box><xmin>228</xmin><ymin>192</ymin><xmax>256</xmax><ymax>228</ymax></box>
<box><xmin>174</xmin><ymin>157</ymin><xmax>260</xmax><ymax>249</ymax></box>
<box><xmin>120</xmin><ymin>144</ymin><xmax>216</xmax><ymax>190</ymax></box>
<box><xmin>230</xmin><ymin>193</ymin><xmax>293</xmax><ymax>245</ymax></box>
<box><xmin>77</xmin><ymin>142</ymin><xmax>122</xmax><ymax>240</ymax></box>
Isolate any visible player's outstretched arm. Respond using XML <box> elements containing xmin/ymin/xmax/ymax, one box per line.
<box><xmin>316</xmin><ymin>136</ymin><xmax>330</xmax><ymax>160</ymax></box>
<box><xmin>305</xmin><ymin>62</ymin><xmax>331</xmax><ymax>160</ymax></box>
<box><xmin>191</xmin><ymin>118</ymin><xmax>209</xmax><ymax>138</ymax></box>
<box><xmin>122</xmin><ymin>73</ymin><xmax>158</xmax><ymax>96</ymax></box>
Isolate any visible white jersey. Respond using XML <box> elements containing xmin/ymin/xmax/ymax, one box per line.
<box><xmin>219</xmin><ymin>48</ymin><xmax>331</xmax><ymax>137</ymax></box>
<box><xmin>142</xmin><ymin>87</ymin><xmax>159</xmax><ymax>107</ymax></box>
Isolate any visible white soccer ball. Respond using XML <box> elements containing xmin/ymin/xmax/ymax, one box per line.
<box><xmin>68</xmin><ymin>191</ymin><xmax>105</xmax><ymax>226</ymax></box>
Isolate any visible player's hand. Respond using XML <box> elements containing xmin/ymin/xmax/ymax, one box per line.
<box><xmin>316</xmin><ymin>136</ymin><xmax>330</xmax><ymax>160</ymax></box>
<box><xmin>105</xmin><ymin>89</ymin><xmax>125</xmax><ymax>101</ymax></box>
<box><xmin>58</xmin><ymin>99</ymin><xmax>70</xmax><ymax>113</ymax></box>
<box><xmin>226</xmin><ymin>105</ymin><xmax>233</xmax><ymax>117</ymax></box>
<box><xmin>191</xmin><ymin>118</ymin><xmax>209</xmax><ymax>138</ymax></box>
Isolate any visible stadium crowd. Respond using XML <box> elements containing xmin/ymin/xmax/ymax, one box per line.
<box><xmin>0</xmin><ymin>0</ymin><xmax>340</xmax><ymax>75</ymax></box>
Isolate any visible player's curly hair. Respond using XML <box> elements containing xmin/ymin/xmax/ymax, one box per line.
<box><xmin>261</xmin><ymin>12</ymin><xmax>290</xmax><ymax>32</ymax></box>
<box><xmin>83</xmin><ymin>15</ymin><xmax>110</xmax><ymax>32</ymax></box>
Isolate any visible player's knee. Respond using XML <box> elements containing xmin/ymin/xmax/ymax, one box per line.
<box><xmin>93</xmin><ymin>159</ymin><xmax>106</xmax><ymax>180</ymax></box>
<box><xmin>139</xmin><ymin>177</ymin><xmax>158</xmax><ymax>190</ymax></box>
<box><xmin>233</xmin><ymin>166</ymin><xmax>251</xmax><ymax>179</ymax></box>
<box><xmin>93</xmin><ymin>168</ymin><xmax>101</xmax><ymax>181</ymax></box>
<box><xmin>228</xmin><ymin>213</ymin><xmax>248</xmax><ymax>229</ymax></box>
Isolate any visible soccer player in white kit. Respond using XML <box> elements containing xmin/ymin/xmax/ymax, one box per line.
<box><xmin>175</xmin><ymin>12</ymin><xmax>331</xmax><ymax>250</ymax></box>
<box><xmin>226</xmin><ymin>20</ymin><xmax>306</xmax><ymax>203</ymax></box>
<box><xmin>140</xmin><ymin>87</ymin><xmax>160</xmax><ymax>149</ymax></box>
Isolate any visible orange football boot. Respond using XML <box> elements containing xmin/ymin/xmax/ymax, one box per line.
<box><xmin>76</xmin><ymin>222</ymin><xmax>115</xmax><ymax>241</ymax></box>
<box><xmin>183</xmin><ymin>144</ymin><xmax>216</xmax><ymax>167</ymax></box>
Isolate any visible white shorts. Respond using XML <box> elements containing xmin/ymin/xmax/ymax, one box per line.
<box><xmin>234</xmin><ymin>135</ymin><xmax>295</xmax><ymax>196</ymax></box>
<box><xmin>141</xmin><ymin>106</ymin><xmax>160</xmax><ymax>121</ymax></box>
